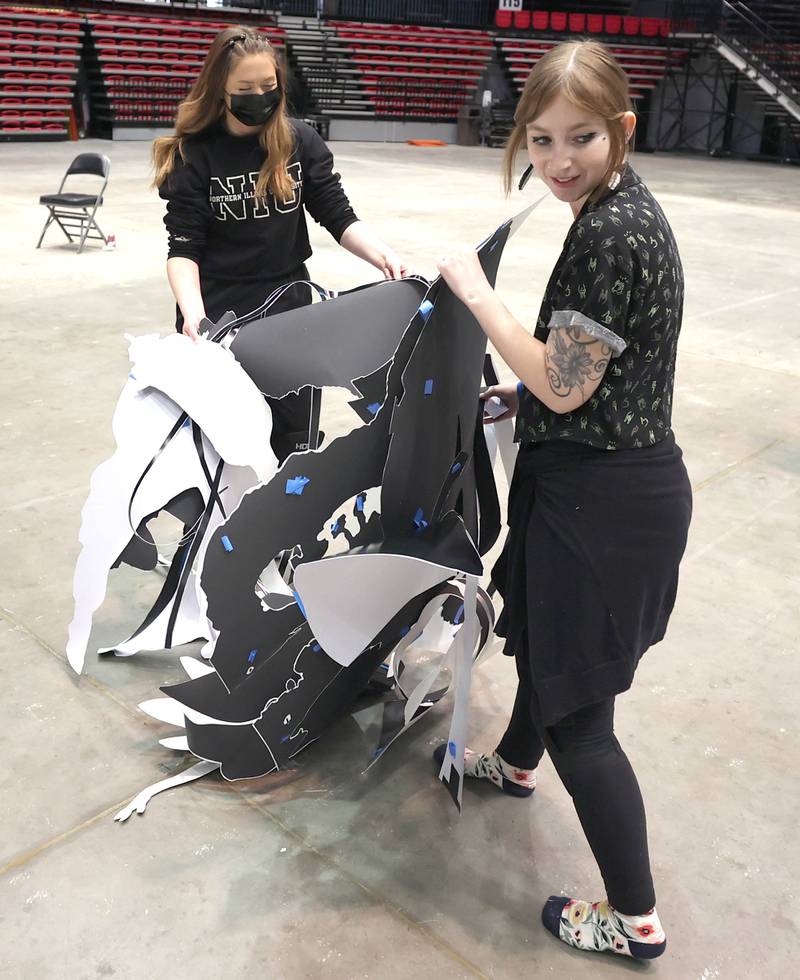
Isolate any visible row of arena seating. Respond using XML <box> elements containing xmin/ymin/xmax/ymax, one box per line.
<box><xmin>494</xmin><ymin>10</ymin><xmax>672</xmax><ymax>37</ymax></box>
<box><xmin>0</xmin><ymin>6</ymin><xmax>82</xmax><ymax>139</ymax></box>
<box><xmin>496</xmin><ymin>35</ymin><xmax>684</xmax><ymax>103</ymax></box>
<box><xmin>86</xmin><ymin>13</ymin><xmax>285</xmax><ymax>125</ymax></box>
<box><xmin>283</xmin><ymin>17</ymin><xmax>494</xmax><ymax>119</ymax></box>
<box><xmin>1</xmin><ymin>6</ymin><xmax>680</xmax><ymax>135</ymax></box>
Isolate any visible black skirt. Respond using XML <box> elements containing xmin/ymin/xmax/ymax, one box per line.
<box><xmin>492</xmin><ymin>432</ymin><xmax>692</xmax><ymax>727</ymax></box>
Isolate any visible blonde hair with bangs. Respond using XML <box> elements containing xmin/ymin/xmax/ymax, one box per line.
<box><xmin>503</xmin><ymin>40</ymin><xmax>634</xmax><ymax>201</ymax></box>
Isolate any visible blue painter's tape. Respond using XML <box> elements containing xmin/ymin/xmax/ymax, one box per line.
<box><xmin>182</xmin><ymin>417</ymin><xmax>191</xmax><ymax>428</ymax></box>
<box><xmin>312</xmin><ymin>643</ymin><xmax>321</xmax><ymax>652</ymax></box>
<box><xmin>248</xmin><ymin>649</ymin><xmax>257</xmax><ymax>664</ymax></box>
<box><xmin>454</xmin><ymin>603</ymin><xmax>465</xmax><ymax>625</ymax></box>
<box><xmin>280</xmin><ymin>735</ymin><xmax>290</xmax><ymax>743</ymax></box>
<box><xmin>373</xmin><ymin>746</ymin><xmax>385</xmax><ymax>758</ymax></box>
<box><xmin>221</xmin><ymin>535</ymin><xmax>233</xmax><ymax>553</ymax></box>
<box><xmin>285</xmin><ymin>476</ymin><xmax>310</xmax><ymax>496</ymax></box>
<box><xmin>423</xmin><ymin>378</ymin><xmax>434</xmax><ymax>396</ymax></box>
<box><xmin>517</xmin><ymin>380</ymin><xmax>525</xmax><ymax>398</ymax></box>
<box><xmin>293</xmin><ymin>590</ymin><xmax>307</xmax><ymax>618</ymax></box>
<box><xmin>450</xmin><ymin>461</ymin><xmax>462</xmax><ymax>475</ymax></box>
<box><xmin>418</xmin><ymin>299</ymin><xmax>434</xmax><ymax>322</ymax></box>
<box><xmin>367</xmin><ymin>402</ymin><xmax>381</xmax><ymax>415</ymax></box>
<box><xmin>356</xmin><ymin>494</ymin><xmax>365</xmax><ymax>512</ymax></box>
<box><xmin>399</xmin><ymin>626</ymin><xmax>410</xmax><ymax>637</ymax></box>
<box><xmin>448</xmin><ymin>740</ymin><xmax>457</xmax><ymax>758</ymax></box>
<box><xmin>413</xmin><ymin>507</ymin><xmax>428</xmax><ymax>532</ymax></box>
<box><xmin>330</xmin><ymin>517</ymin><xmax>341</xmax><ymax>534</ymax></box>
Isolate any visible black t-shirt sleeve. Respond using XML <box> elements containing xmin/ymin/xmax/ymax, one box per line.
<box><xmin>298</xmin><ymin>123</ymin><xmax>359</xmax><ymax>242</ymax></box>
<box><xmin>544</xmin><ymin>219</ymin><xmax>635</xmax><ymax>357</ymax></box>
<box><xmin>159</xmin><ymin>148</ymin><xmax>211</xmax><ymax>264</ymax></box>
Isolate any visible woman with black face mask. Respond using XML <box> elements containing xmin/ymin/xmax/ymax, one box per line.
<box><xmin>153</xmin><ymin>26</ymin><xmax>406</xmax><ymax>459</ymax></box>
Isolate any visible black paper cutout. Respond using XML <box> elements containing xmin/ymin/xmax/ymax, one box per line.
<box><xmin>80</xmin><ymin>212</ymin><xmax>531</xmax><ymax>811</ymax></box>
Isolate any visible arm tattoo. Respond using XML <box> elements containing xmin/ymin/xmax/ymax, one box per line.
<box><xmin>545</xmin><ymin>325</ymin><xmax>612</xmax><ymax>401</ymax></box>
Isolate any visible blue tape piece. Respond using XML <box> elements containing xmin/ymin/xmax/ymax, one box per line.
<box><xmin>248</xmin><ymin>649</ymin><xmax>257</xmax><ymax>664</ymax></box>
<box><xmin>399</xmin><ymin>626</ymin><xmax>410</xmax><ymax>637</ymax></box>
<box><xmin>330</xmin><ymin>517</ymin><xmax>342</xmax><ymax>534</ymax></box>
<box><xmin>373</xmin><ymin>747</ymin><xmax>385</xmax><ymax>759</ymax></box>
<box><xmin>448</xmin><ymin>740</ymin><xmax>457</xmax><ymax>759</ymax></box>
<box><xmin>355</xmin><ymin>494</ymin><xmax>365</xmax><ymax>513</ymax></box>
<box><xmin>293</xmin><ymin>590</ymin><xmax>307</xmax><ymax>618</ymax></box>
<box><xmin>312</xmin><ymin>643</ymin><xmax>321</xmax><ymax>652</ymax></box>
<box><xmin>285</xmin><ymin>476</ymin><xmax>310</xmax><ymax>496</ymax></box>
<box><xmin>182</xmin><ymin>417</ymin><xmax>191</xmax><ymax>428</ymax></box>
<box><xmin>418</xmin><ymin>299</ymin><xmax>434</xmax><ymax>322</ymax></box>
<box><xmin>423</xmin><ymin>378</ymin><xmax>434</xmax><ymax>396</ymax></box>
<box><xmin>221</xmin><ymin>535</ymin><xmax>233</xmax><ymax>553</ymax></box>
<box><xmin>367</xmin><ymin>402</ymin><xmax>381</xmax><ymax>415</ymax></box>
<box><xmin>280</xmin><ymin>735</ymin><xmax>290</xmax><ymax>743</ymax></box>
<box><xmin>413</xmin><ymin>507</ymin><xmax>428</xmax><ymax>531</ymax></box>
<box><xmin>454</xmin><ymin>603</ymin><xmax>465</xmax><ymax>625</ymax></box>
<box><xmin>450</xmin><ymin>461</ymin><xmax>462</xmax><ymax>475</ymax></box>
<box><xmin>517</xmin><ymin>380</ymin><xmax>525</xmax><ymax>397</ymax></box>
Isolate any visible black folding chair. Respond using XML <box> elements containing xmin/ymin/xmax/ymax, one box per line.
<box><xmin>37</xmin><ymin>152</ymin><xmax>111</xmax><ymax>254</ymax></box>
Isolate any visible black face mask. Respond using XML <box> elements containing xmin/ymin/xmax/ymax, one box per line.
<box><xmin>226</xmin><ymin>89</ymin><xmax>281</xmax><ymax>127</ymax></box>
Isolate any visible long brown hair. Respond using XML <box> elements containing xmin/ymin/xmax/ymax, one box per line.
<box><xmin>503</xmin><ymin>40</ymin><xmax>634</xmax><ymax>200</ymax></box>
<box><xmin>152</xmin><ymin>26</ymin><xmax>295</xmax><ymax>201</ymax></box>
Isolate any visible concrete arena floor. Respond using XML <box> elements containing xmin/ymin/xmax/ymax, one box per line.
<box><xmin>1</xmin><ymin>138</ymin><xmax>798</xmax><ymax>980</ymax></box>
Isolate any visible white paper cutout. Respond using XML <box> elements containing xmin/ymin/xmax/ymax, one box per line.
<box><xmin>68</xmin><ymin>334</ymin><xmax>277</xmax><ymax>673</ymax></box>
<box><xmin>293</xmin><ymin>552</ymin><xmax>473</xmax><ymax>667</ymax></box>
<box><xmin>438</xmin><ymin>574</ymin><xmax>480</xmax><ymax>810</ymax></box>
<box><xmin>114</xmin><ymin>760</ymin><xmax>219</xmax><ymax>822</ymax></box>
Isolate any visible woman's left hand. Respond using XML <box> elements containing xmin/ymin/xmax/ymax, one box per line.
<box><xmin>436</xmin><ymin>250</ymin><xmax>492</xmax><ymax>306</ymax></box>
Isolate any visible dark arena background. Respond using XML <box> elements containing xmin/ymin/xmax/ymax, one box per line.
<box><xmin>1</xmin><ymin>2</ymin><xmax>798</xmax><ymax>979</ymax></box>
<box><xmin>1</xmin><ymin>0</ymin><xmax>798</xmax><ymax>158</ymax></box>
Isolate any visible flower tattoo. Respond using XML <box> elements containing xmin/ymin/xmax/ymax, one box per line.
<box><xmin>545</xmin><ymin>326</ymin><xmax>611</xmax><ymax>400</ymax></box>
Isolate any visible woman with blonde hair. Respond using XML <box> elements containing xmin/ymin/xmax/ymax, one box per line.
<box><xmin>153</xmin><ymin>26</ymin><xmax>406</xmax><ymax>456</ymax></box>
<box><xmin>436</xmin><ymin>40</ymin><xmax>691</xmax><ymax>960</ymax></box>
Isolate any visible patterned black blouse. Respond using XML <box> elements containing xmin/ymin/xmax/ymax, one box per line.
<box><xmin>515</xmin><ymin>166</ymin><xmax>684</xmax><ymax>450</ymax></box>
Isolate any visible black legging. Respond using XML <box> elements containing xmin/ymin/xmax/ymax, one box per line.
<box><xmin>175</xmin><ymin>272</ymin><xmax>315</xmax><ymax>463</ymax></box>
<box><xmin>496</xmin><ymin>645</ymin><xmax>655</xmax><ymax>916</ymax></box>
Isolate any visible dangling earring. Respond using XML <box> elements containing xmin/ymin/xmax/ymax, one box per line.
<box><xmin>608</xmin><ymin>171</ymin><xmax>621</xmax><ymax>190</ymax></box>
<box><xmin>518</xmin><ymin>164</ymin><xmax>534</xmax><ymax>191</ymax></box>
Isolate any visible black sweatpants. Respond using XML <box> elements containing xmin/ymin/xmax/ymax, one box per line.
<box><xmin>496</xmin><ymin>644</ymin><xmax>656</xmax><ymax>915</ymax></box>
<box><xmin>175</xmin><ymin>268</ymin><xmax>314</xmax><ymax>462</ymax></box>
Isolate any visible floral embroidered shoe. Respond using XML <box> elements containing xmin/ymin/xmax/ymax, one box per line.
<box><xmin>542</xmin><ymin>896</ymin><xmax>666</xmax><ymax>959</ymax></box>
<box><xmin>432</xmin><ymin>744</ymin><xmax>536</xmax><ymax>798</ymax></box>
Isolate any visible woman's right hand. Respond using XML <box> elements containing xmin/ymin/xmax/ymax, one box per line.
<box><xmin>181</xmin><ymin>315</ymin><xmax>204</xmax><ymax>343</ymax></box>
<box><xmin>480</xmin><ymin>382</ymin><xmax>520</xmax><ymax>424</ymax></box>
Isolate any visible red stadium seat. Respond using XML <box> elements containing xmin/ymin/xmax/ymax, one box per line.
<box><xmin>659</xmin><ymin>18</ymin><xmax>672</xmax><ymax>37</ymax></box>
<box><xmin>569</xmin><ymin>13</ymin><xmax>586</xmax><ymax>32</ymax></box>
<box><xmin>513</xmin><ymin>12</ymin><xmax>531</xmax><ymax>30</ymax></box>
<box><xmin>532</xmin><ymin>11</ymin><xmax>549</xmax><ymax>31</ymax></box>
<box><xmin>623</xmin><ymin>16</ymin><xmax>641</xmax><ymax>36</ymax></box>
<box><xmin>605</xmin><ymin>15</ymin><xmax>622</xmax><ymax>34</ymax></box>
<box><xmin>587</xmin><ymin>14</ymin><xmax>604</xmax><ymax>33</ymax></box>
<box><xmin>550</xmin><ymin>12</ymin><xmax>567</xmax><ymax>32</ymax></box>
<box><xmin>641</xmin><ymin>17</ymin><xmax>659</xmax><ymax>37</ymax></box>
